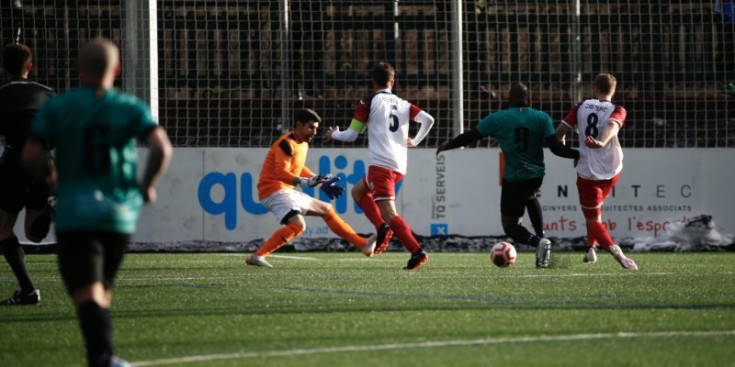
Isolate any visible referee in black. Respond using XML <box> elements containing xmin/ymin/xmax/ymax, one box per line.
<box><xmin>0</xmin><ymin>43</ymin><xmax>55</xmax><ymax>305</ymax></box>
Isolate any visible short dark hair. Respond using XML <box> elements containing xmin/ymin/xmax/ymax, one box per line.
<box><xmin>372</xmin><ymin>61</ymin><xmax>395</xmax><ymax>88</ymax></box>
<box><xmin>78</xmin><ymin>37</ymin><xmax>119</xmax><ymax>80</ymax></box>
<box><xmin>509</xmin><ymin>83</ymin><xmax>529</xmax><ymax>107</ymax></box>
<box><xmin>2</xmin><ymin>43</ymin><xmax>32</xmax><ymax>78</ymax></box>
<box><xmin>595</xmin><ymin>73</ymin><xmax>617</xmax><ymax>95</ymax></box>
<box><xmin>295</xmin><ymin>108</ymin><xmax>321</xmax><ymax>125</ymax></box>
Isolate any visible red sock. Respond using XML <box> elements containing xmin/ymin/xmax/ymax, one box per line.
<box><xmin>357</xmin><ymin>193</ymin><xmax>385</xmax><ymax>230</ymax></box>
<box><xmin>388</xmin><ymin>216</ymin><xmax>420</xmax><ymax>253</ymax></box>
<box><xmin>588</xmin><ymin>221</ymin><xmax>614</xmax><ymax>250</ymax></box>
<box><xmin>588</xmin><ymin>238</ymin><xmax>598</xmax><ymax>248</ymax></box>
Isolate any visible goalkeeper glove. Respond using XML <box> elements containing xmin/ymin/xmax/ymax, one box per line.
<box><xmin>320</xmin><ymin>176</ymin><xmax>345</xmax><ymax>200</ymax></box>
<box><xmin>295</xmin><ymin>174</ymin><xmax>332</xmax><ymax>187</ymax></box>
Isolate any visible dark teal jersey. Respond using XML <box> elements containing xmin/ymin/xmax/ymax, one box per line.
<box><xmin>476</xmin><ymin>107</ymin><xmax>555</xmax><ymax>181</ymax></box>
<box><xmin>30</xmin><ymin>87</ymin><xmax>157</xmax><ymax>233</ymax></box>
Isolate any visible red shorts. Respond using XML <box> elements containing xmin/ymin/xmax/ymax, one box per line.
<box><xmin>364</xmin><ymin>165</ymin><xmax>404</xmax><ymax>202</ymax></box>
<box><xmin>577</xmin><ymin>173</ymin><xmax>620</xmax><ymax>218</ymax></box>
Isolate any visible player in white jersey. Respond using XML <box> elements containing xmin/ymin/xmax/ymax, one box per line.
<box><xmin>556</xmin><ymin>73</ymin><xmax>637</xmax><ymax>269</ymax></box>
<box><xmin>327</xmin><ymin>61</ymin><xmax>434</xmax><ymax>270</ymax></box>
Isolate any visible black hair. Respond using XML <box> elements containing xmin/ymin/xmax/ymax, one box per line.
<box><xmin>372</xmin><ymin>61</ymin><xmax>395</xmax><ymax>88</ymax></box>
<box><xmin>2</xmin><ymin>43</ymin><xmax>31</xmax><ymax>77</ymax></box>
<box><xmin>509</xmin><ymin>83</ymin><xmax>530</xmax><ymax>108</ymax></box>
<box><xmin>295</xmin><ymin>108</ymin><xmax>322</xmax><ymax>124</ymax></box>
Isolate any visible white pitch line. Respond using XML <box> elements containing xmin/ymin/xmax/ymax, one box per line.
<box><xmin>129</xmin><ymin>329</ymin><xmax>735</xmax><ymax>367</ymax></box>
<box><xmin>268</xmin><ymin>254</ymin><xmax>318</xmax><ymax>261</ymax></box>
<box><xmin>0</xmin><ymin>271</ymin><xmax>695</xmax><ymax>283</ymax></box>
<box><xmin>213</xmin><ymin>254</ymin><xmax>319</xmax><ymax>261</ymax></box>
<box><xmin>513</xmin><ymin>272</ymin><xmax>675</xmax><ymax>278</ymax></box>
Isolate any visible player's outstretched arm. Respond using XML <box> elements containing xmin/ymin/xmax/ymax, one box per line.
<box><xmin>327</xmin><ymin>119</ymin><xmax>363</xmax><ymax>143</ymax></box>
<box><xmin>436</xmin><ymin>128</ymin><xmax>483</xmax><ymax>155</ymax></box>
<box><xmin>295</xmin><ymin>174</ymin><xmax>332</xmax><ymax>187</ymax></box>
<box><xmin>141</xmin><ymin>126</ymin><xmax>173</xmax><ymax>203</ymax></box>
<box><xmin>319</xmin><ymin>176</ymin><xmax>345</xmax><ymax>200</ymax></box>
<box><xmin>545</xmin><ymin>134</ymin><xmax>579</xmax><ymax>160</ymax></box>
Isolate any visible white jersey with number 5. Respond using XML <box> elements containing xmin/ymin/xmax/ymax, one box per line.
<box><xmin>562</xmin><ymin>99</ymin><xmax>627</xmax><ymax>180</ymax></box>
<box><xmin>353</xmin><ymin>88</ymin><xmax>422</xmax><ymax>174</ymax></box>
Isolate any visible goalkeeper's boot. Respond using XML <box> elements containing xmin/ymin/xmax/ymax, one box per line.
<box><xmin>374</xmin><ymin>223</ymin><xmax>393</xmax><ymax>255</ymax></box>
<box><xmin>403</xmin><ymin>250</ymin><xmax>428</xmax><ymax>270</ymax></box>
<box><xmin>362</xmin><ymin>233</ymin><xmax>377</xmax><ymax>257</ymax></box>
<box><xmin>535</xmin><ymin>238</ymin><xmax>552</xmax><ymax>269</ymax></box>
<box><xmin>583</xmin><ymin>246</ymin><xmax>598</xmax><ymax>263</ymax></box>
<box><xmin>245</xmin><ymin>254</ymin><xmax>273</xmax><ymax>268</ymax></box>
<box><xmin>610</xmin><ymin>245</ymin><xmax>638</xmax><ymax>270</ymax></box>
<box><xmin>1</xmin><ymin>289</ymin><xmax>40</xmax><ymax>305</ymax></box>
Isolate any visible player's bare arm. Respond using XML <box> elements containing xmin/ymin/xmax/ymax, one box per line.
<box><xmin>141</xmin><ymin>126</ymin><xmax>173</xmax><ymax>203</ymax></box>
<box><xmin>555</xmin><ymin>123</ymin><xmax>572</xmax><ymax>145</ymax></box>
<box><xmin>585</xmin><ymin>120</ymin><xmax>620</xmax><ymax>149</ymax></box>
<box><xmin>555</xmin><ymin>124</ymin><xmax>578</xmax><ymax>166</ymax></box>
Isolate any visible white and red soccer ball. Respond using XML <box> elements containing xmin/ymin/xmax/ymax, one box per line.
<box><xmin>490</xmin><ymin>242</ymin><xmax>517</xmax><ymax>267</ymax></box>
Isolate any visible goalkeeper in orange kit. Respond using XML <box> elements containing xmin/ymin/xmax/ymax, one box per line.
<box><xmin>246</xmin><ymin>108</ymin><xmax>377</xmax><ymax>267</ymax></box>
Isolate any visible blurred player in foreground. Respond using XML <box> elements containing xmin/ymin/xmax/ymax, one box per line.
<box><xmin>0</xmin><ymin>43</ymin><xmax>55</xmax><ymax>305</ymax></box>
<box><xmin>556</xmin><ymin>73</ymin><xmax>638</xmax><ymax>269</ymax></box>
<box><xmin>24</xmin><ymin>37</ymin><xmax>173</xmax><ymax>367</ymax></box>
<box><xmin>436</xmin><ymin>83</ymin><xmax>579</xmax><ymax>268</ymax></box>
<box><xmin>327</xmin><ymin>61</ymin><xmax>435</xmax><ymax>270</ymax></box>
<box><xmin>246</xmin><ymin>108</ymin><xmax>376</xmax><ymax>268</ymax></box>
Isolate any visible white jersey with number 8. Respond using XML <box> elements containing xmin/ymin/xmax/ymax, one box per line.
<box><xmin>562</xmin><ymin>99</ymin><xmax>627</xmax><ymax>180</ymax></box>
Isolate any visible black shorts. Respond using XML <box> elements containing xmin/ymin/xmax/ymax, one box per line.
<box><xmin>0</xmin><ymin>163</ymin><xmax>51</xmax><ymax>214</ymax></box>
<box><xmin>500</xmin><ymin>176</ymin><xmax>544</xmax><ymax>217</ymax></box>
<box><xmin>56</xmin><ymin>230</ymin><xmax>130</xmax><ymax>295</ymax></box>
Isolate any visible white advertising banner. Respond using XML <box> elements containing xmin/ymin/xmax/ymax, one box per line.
<box><xmin>130</xmin><ymin>147</ymin><xmax>734</xmax><ymax>243</ymax></box>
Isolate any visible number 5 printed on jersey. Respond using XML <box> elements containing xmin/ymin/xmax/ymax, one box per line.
<box><xmin>389</xmin><ymin>104</ymin><xmax>399</xmax><ymax>132</ymax></box>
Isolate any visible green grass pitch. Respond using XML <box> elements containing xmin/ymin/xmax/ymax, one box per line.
<box><xmin>2</xmin><ymin>252</ymin><xmax>735</xmax><ymax>366</ymax></box>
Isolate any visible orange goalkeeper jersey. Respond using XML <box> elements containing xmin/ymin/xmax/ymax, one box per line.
<box><xmin>258</xmin><ymin>131</ymin><xmax>315</xmax><ymax>200</ymax></box>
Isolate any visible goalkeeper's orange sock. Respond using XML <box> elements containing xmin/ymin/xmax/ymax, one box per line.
<box><xmin>389</xmin><ymin>216</ymin><xmax>421</xmax><ymax>253</ymax></box>
<box><xmin>587</xmin><ymin>220</ymin><xmax>614</xmax><ymax>250</ymax></box>
<box><xmin>255</xmin><ymin>223</ymin><xmax>303</xmax><ymax>256</ymax></box>
<box><xmin>356</xmin><ymin>193</ymin><xmax>385</xmax><ymax>230</ymax></box>
<box><xmin>324</xmin><ymin>208</ymin><xmax>366</xmax><ymax>250</ymax></box>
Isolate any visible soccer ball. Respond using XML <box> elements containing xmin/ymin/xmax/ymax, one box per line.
<box><xmin>490</xmin><ymin>242</ymin><xmax>517</xmax><ymax>268</ymax></box>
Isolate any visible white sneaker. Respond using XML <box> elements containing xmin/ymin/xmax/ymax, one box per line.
<box><xmin>245</xmin><ymin>254</ymin><xmax>273</xmax><ymax>268</ymax></box>
<box><xmin>609</xmin><ymin>245</ymin><xmax>638</xmax><ymax>270</ymax></box>
<box><xmin>583</xmin><ymin>247</ymin><xmax>597</xmax><ymax>263</ymax></box>
<box><xmin>363</xmin><ymin>234</ymin><xmax>377</xmax><ymax>257</ymax></box>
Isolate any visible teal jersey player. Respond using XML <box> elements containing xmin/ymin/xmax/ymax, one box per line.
<box><xmin>30</xmin><ymin>87</ymin><xmax>158</xmax><ymax>233</ymax></box>
<box><xmin>22</xmin><ymin>38</ymin><xmax>171</xmax><ymax>367</ymax></box>
<box><xmin>437</xmin><ymin>83</ymin><xmax>579</xmax><ymax>269</ymax></box>
<box><xmin>475</xmin><ymin>107</ymin><xmax>556</xmax><ymax>182</ymax></box>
